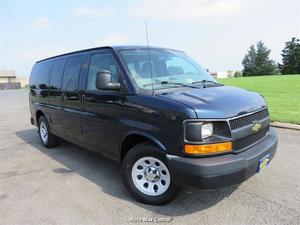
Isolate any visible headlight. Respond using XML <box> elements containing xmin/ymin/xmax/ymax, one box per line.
<box><xmin>184</xmin><ymin>122</ymin><xmax>214</xmax><ymax>141</ymax></box>
<box><xmin>201</xmin><ymin>122</ymin><xmax>213</xmax><ymax>139</ymax></box>
<box><xmin>183</xmin><ymin>121</ymin><xmax>232</xmax><ymax>155</ymax></box>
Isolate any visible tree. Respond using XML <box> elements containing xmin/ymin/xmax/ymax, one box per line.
<box><xmin>242</xmin><ymin>45</ymin><xmax>256</xmax><ymax>76</ymax></box>
<box><xmin>242</xmin><ymin>41</ymin><xmax>278</xmax><ymax>76</ymax></box>
<box><xmin>278</xmin><ymin>37</ymin><xmax>300</xmax><ymax>74</ymax></box>
<box><xmin>234</xmin><ymin>71</ymin><xmax>243</xmax><ymax>77</ymax></box>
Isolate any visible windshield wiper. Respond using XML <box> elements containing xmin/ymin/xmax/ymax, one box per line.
<box><xmin>143</xmin><ymin>80</ymin><xmax>199</xmax><ymax>89</ymax></box>
<box><xmin>191</xmin><ymin>80</ymin><xmax>223</xmax><ymax>87</ymax></box>
<box><xmin>161</xmin><ymin>80</ymin><xmax>199</xmax><ymax>88</ymax></box>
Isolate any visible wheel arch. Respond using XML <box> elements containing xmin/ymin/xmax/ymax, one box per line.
<box><xmin>120</xmin><ymin>131</ymin><xmax>166</xmax><ymax>162</ymax></box>
<box><xmin>36</xmin><ymin>109</ymin><xmax>48</xmax><ymax>125</ymax></box>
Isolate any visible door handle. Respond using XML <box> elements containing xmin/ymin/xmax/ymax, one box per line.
<box><xmin>81</xmin><ymin>94</ymin><xmax>85</xmax><ymax>105</ymax></box>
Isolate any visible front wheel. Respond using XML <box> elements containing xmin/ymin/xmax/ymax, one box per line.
<box><xmin>122</xmin><ymin>143</ymin><xmax>180</xmax><ymax>205</ymax></box>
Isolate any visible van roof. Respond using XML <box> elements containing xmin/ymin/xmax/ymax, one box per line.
<box><xmin>36</xmin><ymin>45</ymin><xmax>183</xmax><ymax>63</ymax></box>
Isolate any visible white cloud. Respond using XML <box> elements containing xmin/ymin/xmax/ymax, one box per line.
<box><xmin>129</xmin><ymin>0</ymin><xmax>250</xmax><ymax>21</ymax></box>
<box><xmin>72</xmin><ymin>6</ymin><xmax>116</xmax><ymax>18</ymax></box>
<box><xmin>98</xmin><ymin>35</ymin><xmax>128</xmax><ymax>46</ymax></box>
<box><xmin>33</xmin><ymin>17</ymin><xmax>52</xmax><ymax>30</ymax></box>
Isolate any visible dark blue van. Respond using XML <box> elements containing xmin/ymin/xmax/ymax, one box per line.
<box><xmin>29</xmin><ymin>46</ymin><xmax>278</xmax><ymax>205</ymax></box>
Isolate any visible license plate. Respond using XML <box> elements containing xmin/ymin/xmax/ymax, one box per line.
<box><xmin>258</xmin><ymin>153</ymin><xmax>270</xmax><ymax>172</ymax></box>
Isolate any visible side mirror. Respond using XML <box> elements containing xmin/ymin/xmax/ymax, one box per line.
<box><xmin>96</xmin><ymin>70</ymin><xmax>121</xmax><ymax>90</ymax></box>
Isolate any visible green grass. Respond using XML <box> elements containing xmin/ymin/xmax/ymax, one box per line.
<box><xmin>218</xmin><ymin>75</ymin><xmax>300</xmax><ymax>124</ymax></box>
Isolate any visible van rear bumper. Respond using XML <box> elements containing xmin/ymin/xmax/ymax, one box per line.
<box><xmin>166</xmin><ymin>128</ymin><xmax>278</xmax><ymax>189</ymax></box>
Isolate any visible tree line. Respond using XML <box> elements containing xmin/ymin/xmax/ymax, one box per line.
<box><xmin>239</xmin><ymin>37</ymin><xmax>300</xmax><ymax>76</ymax></box>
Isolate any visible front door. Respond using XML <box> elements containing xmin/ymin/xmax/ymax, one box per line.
<box><xmin>81</xmin><ymin>51</ymin><xmax>122</xmax><ymax>159</ymax></box>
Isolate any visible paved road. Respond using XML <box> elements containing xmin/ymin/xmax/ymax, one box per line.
<box><xmin>0</xmin><ymin>89</ymin><xmax>299</xmax><ymax>225</ymax></box>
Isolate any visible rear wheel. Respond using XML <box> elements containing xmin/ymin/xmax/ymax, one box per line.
<box><xmin>38</xmin><ymin>116</ymin><xmax>59</xmax><ymax>148</ymax></box>
<box><xmin>122</xmin><ymin>143</ymin><xmax>180</xmax><ymax>205</ymax></box>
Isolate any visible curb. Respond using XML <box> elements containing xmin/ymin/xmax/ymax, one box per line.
<box><xmin>271</xmin><ymin>122</ymin><xmax>300</xmax><ymax>131</ymax></box>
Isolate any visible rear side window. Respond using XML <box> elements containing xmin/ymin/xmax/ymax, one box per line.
<box><xmin>30</xmin><ymin>61</ymin><xmax>52</xmax><ymax>89</ymax></box>
<box><xmin>62</xmin><ymin>55</ymin><xmax>83</xmax><ymax>91</ymax></box>
<box><xmin>50</xmin><ymin>59</ymin><xmax>65</xmax><ymax>90</ymax></box>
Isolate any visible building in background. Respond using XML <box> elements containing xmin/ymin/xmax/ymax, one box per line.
<box><xmin>17</xmin><ymin>76</ymin><xmax>29</xmax><ymax>88</ymax></box>
<box><xmin>0</xmin><ymin>70</ymin><xmax>23</xmax><ymax>90</ymax></box>
<box><xmin>0</xmin><ymin>70</ymin><xmax>17</xmax><ymax>83</ymax></box>
<box><xmin>210</xmin><ymin>71</ymin><xmax>235</xmax><ymax>79</ymax></box>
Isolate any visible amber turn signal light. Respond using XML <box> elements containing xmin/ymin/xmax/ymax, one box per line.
<box><xmin>184</xmin><ymin>141</ymin><xmax>233</xmax><ymax>155</ymax></box>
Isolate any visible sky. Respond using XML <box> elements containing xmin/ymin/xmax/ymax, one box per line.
<box><xmin>0</xmin><ymin>0</ymin><xmax>299</xmax><ymax>76</ymax></box>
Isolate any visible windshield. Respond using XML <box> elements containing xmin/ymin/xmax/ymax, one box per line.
<box><xmin>118</xmin><ymin>48</ymin><xmax>216</xmax><ymax>91</ymax></box>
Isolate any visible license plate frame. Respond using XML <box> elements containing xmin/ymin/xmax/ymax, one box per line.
<box><xmin>258</xmin><ymin>153</ymin><xmax>270</xmax><ymax>172</ymax></box>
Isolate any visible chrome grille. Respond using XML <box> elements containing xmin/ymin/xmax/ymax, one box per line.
<box><xmin>229</xmin><ymin>109</ymin><xmax>269</xmax><ymax>130</ymax></box>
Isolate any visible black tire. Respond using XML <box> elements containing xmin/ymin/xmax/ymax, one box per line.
<box><xmin>122</xmin><ymin>143</ymin><xmax>180</xmax><ymax>205</ymax></box>
<box><xmin>38</xmin><ymin>116</ymin><xmax>59</xmax><ymax>148</ymax></box>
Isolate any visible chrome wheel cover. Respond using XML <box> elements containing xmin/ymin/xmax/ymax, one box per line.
<box><xmin>39</xmin><ymin>121</ymin><xmax>48</xmax><ymax>144</ymax></box>
<box><xmin>131</xmin><ymin>156</ymin><xmax>171</xmax><ymax>196</ymax></box>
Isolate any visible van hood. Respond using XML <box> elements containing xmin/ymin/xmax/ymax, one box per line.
<box><xmin>157</xmin><ymin>86</ymin><xmax>267</xmax><ymax>119</ymax></box>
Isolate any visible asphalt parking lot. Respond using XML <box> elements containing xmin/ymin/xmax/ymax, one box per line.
<box><xmin>0</xmin><ymin>89</ymin><xmax>300</xmax><ymax>225</ymax></box>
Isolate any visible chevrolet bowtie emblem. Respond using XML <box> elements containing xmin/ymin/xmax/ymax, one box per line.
<box><xmin>252</xmin><ymin>121</ymin><xmax>262</xmax><ymax>133</ymax></box>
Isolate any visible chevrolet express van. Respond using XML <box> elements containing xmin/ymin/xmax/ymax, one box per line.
<box><xmin>29</xmin><ymin>46</ymin><xmax>278</xmax><ymax>205</ymax></box>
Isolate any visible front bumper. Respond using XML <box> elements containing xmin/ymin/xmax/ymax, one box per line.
<box><xmin>167</xmin><ymin>127</ymin><xmax>278</xmax><ymax>189</ymax></box>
